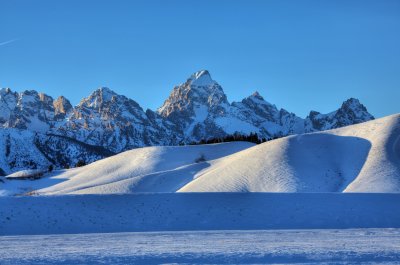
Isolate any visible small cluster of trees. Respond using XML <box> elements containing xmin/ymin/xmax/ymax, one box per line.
<box><xmin>60</xmin><ymin>159</ymin><xmax>87</xmax><ymax>169</ymax></box>
<box><xmin>186</xmin><ymin>132</ymin><xmax>281</xmax><ymax>146</ymax></box>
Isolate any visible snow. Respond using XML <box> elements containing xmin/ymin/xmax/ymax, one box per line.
<box><xmin>1</xmin><ymin>193</ymin><xmax>400</xmax><ymax>235</ymax></box>
<box><xmin>214</xmin><ymin>115</ymin><xmax>260</xmax><ymax>135</ymax></box>
<box><xmin>1</xmin><ymin>142</ymin><xmax>252</xmax><ymax>195</ymax></box>
<box><xmin>1</xmin><ymin>229</ymin><xmax>399</xmax><ymax>264</ymax></box>
<box><xmin>25</xmin><ymin>114</ymin><xmax>50</xmax><ymax>132</ymax></box>
<box><xmin>188</xmin><ymin>70</ymin><xmax>215</xmax><ymax>86</ymax></box>
<box><xmin>5</xmin><ymin>169</ymin><xmax>46</xmax><ymax>179</ymax></box>
<box><xmin>181</xmin><ymin>114</ymin><xmax>400</xmax><ymax>192</ymax></box>
<box><xmin>0</xmin><ymin>129</ymin><xmax>50</xmax><ymax>176</ymax></box>
<box><xmin>0</xmin><ymin>114</ymin><xmax>399</xmax><ymax>195</ymax></box>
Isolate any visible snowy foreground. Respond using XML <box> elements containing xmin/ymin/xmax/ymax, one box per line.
<box><xmin>1</xmin><ymin>193</ymin><xmax>400</xmax><ymax>235</ymax></box>
<box><xmin>1</xmin><ymin>229</ymin><xmax>399</xmax><ymax>264</ymax></box>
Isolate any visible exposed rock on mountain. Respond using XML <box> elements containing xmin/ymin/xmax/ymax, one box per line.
<box><xmin>304</xmin><ymin>98</ymin><xmax>374</xmax><ymax>132</ymax></box>
<box><xmin>55</xmin><ymin>87</ymin><xmax>174</xmax><ymax>153</ymax></box>
<box><xmin>53</xmin><ymin>96</ymin><xmax>72</xmax><ymax>120</ymax></box>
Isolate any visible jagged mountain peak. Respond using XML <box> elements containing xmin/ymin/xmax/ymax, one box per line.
<box><xmin>336</xmin><ymin>97</ymin><xmax>374</xmax><ymax>123</ymax></box>
<box><xmin>250</xmin><ymin>91</ymin><xmax>263</xmax><ymax>100</ymax></box>
<box><xmin>340</xmin><ymin>98</ymin><xmax>368</xmax><ymax>112</ymax></box>
<box><xmin>241</xmin><ymin>91</ymin><xmax>276</xmax><ymax>109</ymax></box>
<box><xmin>158</xmin><ymin>70</ymin><xmax>228</xmax><ymax>118</ymax></box>
<box><xmin>305</xmin><ymin>98</ymin><xmax>374</xmax><ymax>131</ymax></box>
<box><xmin>18</xmin><ymin>90</ymin><xmax>54</xmax><ymax>108</ymax></box>
<box><xmin>184</xmin><ymin>70</ymin><xmax>223</xmax><ymax>97</ymax></box>
<box><xmin>53</xmin><ymin>96</ymin><xmax>72</xmax><ymax>118</ymax></box>
<box><xmin>0</xmin><ymin>88</ymin><xmax>13</xmax><ymax>95</ymax></box>
<box><xmin>79</xmin><ymin>87</ymin><xmax>120</xmax><ymax>108</ymax></box>
<box><xmin>91</xmin><ymin>86</ymin><xmax>118</xmax><ymax>99</ymax></box>
<box><xmin>187</xmin><ymin>70</ymin><xmax>214</xmax><ymax>86</ymax></box>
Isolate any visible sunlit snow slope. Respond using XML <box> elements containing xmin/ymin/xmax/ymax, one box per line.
<box><xmin>32</xmin><ymin>142</ymin><xmax>254</xmax><ymax>195</ymax></box>
<box><xmin>181</xmin><ymin>114</ymin><xmax>400</xmax><ymax>192</ymax></box>
<box><xmin>1</xmin><ymin>114</ymin><xmax>399</xmax><ymax>195</ymax></box>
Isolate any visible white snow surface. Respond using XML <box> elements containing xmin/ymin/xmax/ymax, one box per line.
<box><xmin>0</xmin><ymin>114</ymin><xmax>399</xmax><ymax>195</ymax></box>
<box><xmin>1</xmin><ymin>193</ymin><xmax>400</xmax><ymax>235</ymax></box>
<box><xmin>27</xmin><ymin>142</ymin><xmax>253</xmax><ymax>195</ymax></box>
<box><xmin>181</xmin><ymin>113</ymin><xmax>400</xmax><ymax>192</ymax></box>
<box><xmin>1</xmin><ymin>229</ymin><xmax>399</xmax><ymax>264</ymax></box>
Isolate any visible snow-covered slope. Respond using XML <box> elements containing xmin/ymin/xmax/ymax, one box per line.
<box><xmin>0</xmin><ymin>114</ymin><xmax>398</xmax><ymax>195</ymax></box>
<box><xmin>0</xmin><ymin>129</ymin><xmax>112</xmax><ymax>177</ymax></box>
<box><xmin>25</xmin><ymin>142</ymin><xmax>254</xmax><ymax>195</ymax></box>
<box><xmin>181</xmin><ymin>114</ymin><xmax>400</xmax><ymax>192</ymax></box>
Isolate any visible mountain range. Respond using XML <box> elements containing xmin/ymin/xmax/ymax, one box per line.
<box><xmin>0</xmin><ymin>70</ymin><xmax>374</xmax><ymax>174</ymax></box>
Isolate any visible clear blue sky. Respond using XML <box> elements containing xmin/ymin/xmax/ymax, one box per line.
<box><xmin>1</xmin><ymin>0</ymin><xmax>399</xmax><ymax>118</ymax></box>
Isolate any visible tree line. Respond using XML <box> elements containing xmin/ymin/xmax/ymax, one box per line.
<box><xmin>185</xmin><ymin>132</ymin><xmax>282</xmax><ymax>145</ymax></box>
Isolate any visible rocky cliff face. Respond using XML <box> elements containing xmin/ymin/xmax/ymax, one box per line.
<box><xmin>0</xmin><ymin>70</ymin><xmax>374</xmax><ymax>174</ymax></box>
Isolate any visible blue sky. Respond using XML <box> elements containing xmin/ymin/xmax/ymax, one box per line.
<box><xmin>1</xmin><ymin>0</ymin><xmax>399</xmax><ymax>118</ymax></box>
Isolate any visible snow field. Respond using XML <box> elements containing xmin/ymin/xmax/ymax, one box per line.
<box><xmin>1</xmin><ymin>193</ymin><xmax>400</xmax><ymax>235</ymax></box>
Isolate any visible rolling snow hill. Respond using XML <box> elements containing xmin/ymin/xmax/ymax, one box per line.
<box><xmin>180</xmin><ymin>113</ymin><xmax>400</xmax><ymax>192</ymax></box>
<box><xmin>1</xmin><ymin>113</ymin><xmax>398</xmax><ymax>195</ymax></box>
<box><xmin>0</xmin><ymin>142</ymin><xmax>254</xmax><ymax>196</ymax></box>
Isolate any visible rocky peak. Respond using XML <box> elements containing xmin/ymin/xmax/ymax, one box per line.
<box><xmin>250</xmin><ymin>91</ymin><xmax>264</xmax><ymax>101</ymax></box>
<box><xmin>17</xmin><ymin>90</ymin><xmax>54</xmax><ymax>111</ymax></box>
<box><xmin>236</xmin><ymin>91</ymin><xmax>279</xmax><ymax>122</ymax></box>
<box><xmin>187</xmin><ymin>70</ymin><xmax>214</xmax><ymax>87</ymax></box>
<box><xmin>0</xmin><ymin>88</ymin><xmax>18</xmax><ymax>106</ymax></box>
<box><xmin>335</xmin><ymin>98</ymin><xmax>374</xmax><ymax>125</ymax></box>
<box><xmin>305</xmin><ymin>98</ymin><xmax>374</xmax><ymax>131</ymax></box>
<box><xmin>158</xmin><ymin>70</ymin><xmax>228</xmax><ymax>118</ymax></box>
<box><xmin>0</xmin><ymin>88</ymin><xmax>14</xmax><ymax>95</ymax></box>
<box><xmin>79</xmin><ymin>87</ymin><xmax>118</xmax><ymax>109</ymax></box>
<box><xmin>53</xmin><ymin>96</ymin><xmax>72</xmax><ymax>118</ymax></box>
<box><xmin>38</xmin><ymin>93</ymin><xmax>54</xmax><ymax>105</ymax></box>
<box><xmin>71</xmin><ymin>86</ymin><xmax>146</xmax><ymax>122</ymax></box>
<box><xmin>339</xmin><ymin>98</ymin><xmax>368</xmax><ymax>114</ymax></box>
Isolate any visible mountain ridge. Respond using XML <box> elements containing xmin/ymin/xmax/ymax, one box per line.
<box><xmin>0</xmin><ymin>70</ymin><xmax>375</xmax><ymax>174</ymax></box>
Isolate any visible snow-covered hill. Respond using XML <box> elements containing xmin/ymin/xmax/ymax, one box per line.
<box><xmin>0</xmin><ymin>142</ymin><xmax>254</xmax><ymax>196</ymax></box>
<box><xmin>181</xmin><ymin>113</ymin><xmax>400</xmax><ymax>192</ymax></box>
<box><xmin>0</xmin><ymin>70</ymin><xmax>374</xmax><ymax>174</ymax></box>
<box><xmin>1</xmin><ymin>114</ymin><xmax>398</xmax><ymax>195</ymax></box>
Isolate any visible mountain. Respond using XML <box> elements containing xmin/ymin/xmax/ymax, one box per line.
<box><xmin>54</xmin><ymin>87</ymin><xmax>174</xmax><ymax>153</ymax></box>
<box><xmin>158</xmin><ymin>70</ymin><xmax>232</xmax><ymax>142</ymax></box>
<box><xmin>1</xmin><ymin>114</ymin><xmax>398</xmax><ymax>195</ymax></box>
<box><xmin>305</xmin><ymin>98</ymin><xmax>375</xmax><ymax>132</ymax></box>
<box><xmin>159</xmin><ymin>70</ymin><xmax>373</xmax><ymax>140</ymax></box>
<box><xmin>0</xmin><ymin>129</ymin><xmax>112</xmax><ymax>176</ymax></box>
<box><xmin>0</xmin><ymin>70</ymin><xmax>374</xmax><ymax>174</ymax></box>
